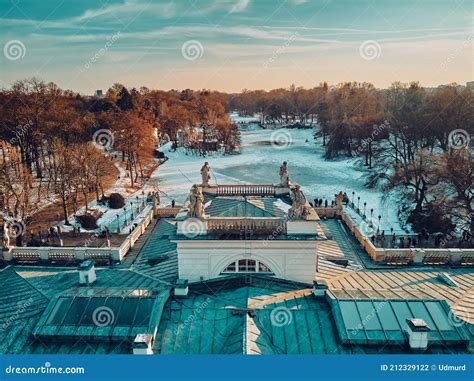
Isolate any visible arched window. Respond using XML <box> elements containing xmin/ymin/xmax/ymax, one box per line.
<box><xmin>222</xmin><ymin>259</ymin><xmax>273</xmax><ymax>274</ymax></box>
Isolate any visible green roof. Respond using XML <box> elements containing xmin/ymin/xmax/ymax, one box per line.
<box><xmin>34</xmin><ymin>288</ymin><xmax>168</xmax><ymax>341</ymax></box>
<box><xmin>205</xmin><ymin>197</ymin><xmax>286</xmax><ymax>218</ymax></box>
<box><xmin>330</xmin><ymin>295</ymin><xmax>472</xmax><ymax>346</ymax></box>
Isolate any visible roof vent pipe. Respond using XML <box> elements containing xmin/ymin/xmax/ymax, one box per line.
<box><xmin>174</xmin><ymin>279</ymin><xmax>189</xmax><ymax>297</ymax></box>
<box><xmin>406</xmin><ymin>318</ymin><xmax>430</xmax><ymax>352</ymax></box>
<box><xmin>78</xmin><ymin>260</ymin><xmax>96</xmax><ymax>286</ymax></box>
<box><xmin>132</xmin><ymin>334</ymin><xmax>154</xmax><ymax>355</ymax></box>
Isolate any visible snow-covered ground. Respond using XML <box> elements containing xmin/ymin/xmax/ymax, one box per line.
<box><xmin>152</xmin><ymin>123</ymin><xmax>406</xmax><ymax>231</ymax></box>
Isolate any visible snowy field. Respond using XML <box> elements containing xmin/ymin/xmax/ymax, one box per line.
<box><xmin>153</xmin><ymin>118</ymin><xmax>405</xmax><ymax>232</ymax></box>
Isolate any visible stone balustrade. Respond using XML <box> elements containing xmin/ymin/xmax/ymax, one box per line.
<box><xmin>207</xmin><ymin>218</ymin><xmax>286</xmax><ymax>235</ymax></box>
<box><xmin>338</xmin><ymin>206</ymin><xmax>474</xmax><ymax>266</ymax></box>
<box><xmin>5</xmin><ymin>205</ymin><xmax>155</xmax><ymax>265</ymax></box>
<box><xmin>215</xmin><ymin>184</ymin><xmax>276</xmax><ymax>196</ymax></box>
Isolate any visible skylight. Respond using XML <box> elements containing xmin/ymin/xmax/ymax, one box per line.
<box><xmin>34</xmin><ymin>288</ymin><xmax>165</xmax><ymax>340</ymax></box>
<box><xmin>330</xmin><ymin>296</ymin><xmax>471</xmax><ymax>346</ymax></box>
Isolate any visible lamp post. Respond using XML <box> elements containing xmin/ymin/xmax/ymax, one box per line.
<box><xmin>363</xmin><ymin>202</ymin><xmax>367</xmax><ymax>218</ymax></box>
<box><xmin>352</xmin><ymin>191</ymin><xmax>355</xmax><ymax>207</ymax></box>
<box><xmin>130</xmin><ymin>201</ymin><xmax>134</xmax><ymax>219</ymax></box>
<box><xmin>124</xmin><ymin>206</ymin><xmax>127</xmax><ymax>227</ymax></box>
<box><xmin>357</xmin><ymin>196</ymin><xmax>360</xmax><ymax>212</ymax></box>
<box><xmin>377</xmin><ymin>215</ymin><xmax>381</xmax><ymax>235</ymax></box>
<box><xmin>116</xmin><ymin>214</ymin><xmax>120</xmax><ymax>234</ymax></box>
<box><xmin>370</xmin><ymin>209</ymin><xmax>374</xmax><ymax>227</ymax></box>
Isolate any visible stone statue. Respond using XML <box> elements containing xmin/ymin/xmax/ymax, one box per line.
<box><xmin>200</xmin><ymin>162</ymin><xmax>211</xmax><ymax>186</ymax></box>
<box><xmin>335</xmin><ymin>191</ymin><xmax>344</xmax><ymax>209</ymax></box>
<box><xmin>279</xmin><ymin>161</ymin><xmax>289</xmax><ymax>187</ymax></box>
<box><xmin>189</xmin><ymin>186</ymin><xmax>205</xmax><ymax>218</ymax></box>
<box><xmin>289</xmin><ymin>185</ymin><xmax>307</xmax><ymax>220</ymax></box>
<box><xmin>3</xmin><ymin>221</ymin><xmax>11</xmax><ymax>248</ymax></box>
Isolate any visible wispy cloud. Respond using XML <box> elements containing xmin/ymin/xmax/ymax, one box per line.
<box><xmin>230</xmin><ymin>0</ymin><xmax>250</xmax><ymax>14</ymax></box>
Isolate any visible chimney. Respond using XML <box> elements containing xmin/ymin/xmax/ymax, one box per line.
<box><xmin>313</xmin><ymin>280</ymin><xmax>328</xmax><ymax>298</ymax></box>
<box><xmin>132</xmin><ymin>334</ymin><xmax>153</xmax><ymax>355</ymax></box>
<box><xmin>406</xmin><ymin>318</ymin><xmax>430</xmax><ymax>351</ymax></box>
<box><xmin>174</xmin><ymin>279</ymin><xmax>189</xmax><ymax>297</ymax></box>
<box><xmin>78</xmin><ymin>260</ymin><xmax>96</xmax><ymax>286</ymax></box>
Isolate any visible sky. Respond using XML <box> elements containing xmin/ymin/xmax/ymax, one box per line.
<box><xmin>0</xmin><ymin>0</ymin><xmax>472</xmax><ymax>94</ymax></box>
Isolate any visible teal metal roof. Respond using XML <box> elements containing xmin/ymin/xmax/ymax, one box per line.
<box><xmin>205</xmin><ymin>197</ymin><xmax>286</xmax><ymax>218</ymax></box>
<box><xmin>132</xmin><ymin>219</ymin><xmax>178</xmax><ymax>282</ymax></box>
<box><xmin>330</xmin><ymin>296</ymin><xmax>472</xmax><ymax>346</ymax></box>
<box><xmin>0</xmin><ymin>267</ymin><xmax>169</xmax><ymax>354</ymax></box>
<box><xmin>34</xmin><ymin>288</ymin><xmax>168</xmax><ymax>341</ymax></box>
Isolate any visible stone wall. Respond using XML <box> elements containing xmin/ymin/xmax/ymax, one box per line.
<box><xmin>176</xmin><ymin>239</ymin><xmax>318</xmax><ymax>284</ymax></box>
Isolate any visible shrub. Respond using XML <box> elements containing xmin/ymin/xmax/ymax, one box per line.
<box><xmin>76</xmin><ymin>213</ymin><xmax>99</xmax><ymax>230</ymax></box>
<box><xmin>108</xmin><ymin>193</ymin><xmax>125</xmax><ymax>209</ymax></box>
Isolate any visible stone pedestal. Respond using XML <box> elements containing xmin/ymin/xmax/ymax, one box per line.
<box><xmin>286</xmin><ymin>220</ymin><xmax>317</xmax><ymax>236</ymax></box>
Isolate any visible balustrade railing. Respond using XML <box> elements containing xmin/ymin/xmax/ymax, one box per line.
<box><xmin>216</xmin><ymin>184</ymin><xmax>276</xmax><ymax>196</ymax></box>
<box><xmin>207</xmin><ymin>218</ymin><xmax>286</xmax><ymax>235</ymax></box>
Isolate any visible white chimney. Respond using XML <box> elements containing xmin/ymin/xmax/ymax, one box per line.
<box><xmin>132</xmin><ymin>334</ymin><xmax>153</xmax><ymax>355</ymax></box>
<box><xmin>174</xmin><ymin>279</ymin><xmax>189</xmax><ymax>297</ymax></box>
<box><xmin>312</xmin><ymin>280</ymin><xmax>328</xmax><ymax>298</ymax></box>
<box><xmin>78</xmin><ymin>260</ymin><xmax>96</xmax><ymax>286</ymax></box>
<box><xmin>406</xmin><ymin>318</ymin><xmax>430</xmax><ymax>351</ymax></box>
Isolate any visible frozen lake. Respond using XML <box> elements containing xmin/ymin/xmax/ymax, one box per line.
<box><xmin>153</xmin><ymin>124</ymin><xmax>404</xmax><ymax>231</ymax></box>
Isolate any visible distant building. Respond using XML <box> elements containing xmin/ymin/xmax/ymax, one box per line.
<box><xmin>467</xmin><ymin>81</ymin><xmax>474</xmax><ymax>90</ymax></box>
<box><xmin>94</xmin><ymin>89</ymin><xmax>104</xmax><ymax>97</ymax></box>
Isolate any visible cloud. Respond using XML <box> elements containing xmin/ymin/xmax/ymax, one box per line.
<box><xmin>75</xmin><ymin>0</ymin><xmax>177</xmax><ymax>22</ymax></box>
<box><xmin>230</xmin><ymin>0</ymin><xmax>250</xmax><ymax>13</ymax></box>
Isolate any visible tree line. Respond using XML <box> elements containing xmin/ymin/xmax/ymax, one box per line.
<box><xmin>231</xmin><ymin>82</ymin><xmax>473</xmax><ymax>237</ymax></box>
<box><xmin>0</xmin><ymin>78</ymin><xmax>239</xmax><ymax>224</ymax></box>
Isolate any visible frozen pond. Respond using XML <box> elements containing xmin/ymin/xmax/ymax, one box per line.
<box><xmin>153</xmin><ymin>125</ymin><xmax>404</xmax><ymax>231</ymax></box>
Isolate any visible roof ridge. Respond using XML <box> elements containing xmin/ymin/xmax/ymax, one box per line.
<box><xmin>245</xmin><ymin>198</ymin><xmax>276</xmax><ymax>217</ymax></box>
<box><xmin>127</xmin><ymin>267</ymin><xmax>173</xmax><ymax>288</ymax></box>
<box><xmin>8</xmin><ymin>268</ymin><xmax>50</xmax><ymax>302</ymax></box>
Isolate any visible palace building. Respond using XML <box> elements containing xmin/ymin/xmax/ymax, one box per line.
<box><xmin>0</xmin><ymin>163</ymin><xmax>473</xmax><ymax>355</ymax></box>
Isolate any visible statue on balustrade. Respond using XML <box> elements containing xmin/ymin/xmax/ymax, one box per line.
<box><xmin>189</xmin><ymin>185</ymin><xmax>205</xmax><ymax>218</ymax></box>
<box><xmin>3</xmin><ymin>221</ymin><xmax>11</xmax><ymax>248</ymax></box>
<box><xmin>289</xmin><ymin>185</ymin><xmax>307</xmax><ymax>220</ymax></box>
<box><xmin>335</xmin><ymin>191</ymin><xmax>344</xmax><ymax>210</ymax></box>
<box><xmin>279</xmin><ymin>161</ymin><xmax>289</xmax><ymax>187</ymax></box>
<box><xmin>201</xmin><ymin>162</ymin><xmax>211</xmax><ymax>186</ymax></box>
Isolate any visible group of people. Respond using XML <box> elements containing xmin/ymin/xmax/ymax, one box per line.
<box><xmin>371</xmin><ymin>228</ymin><xmax>473</xmax><ymax>249</ymax></box>
<box><xmin>310</xmin><ymin>198</ymin><xmax>331</xmax><ymax>208</ymax></box>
